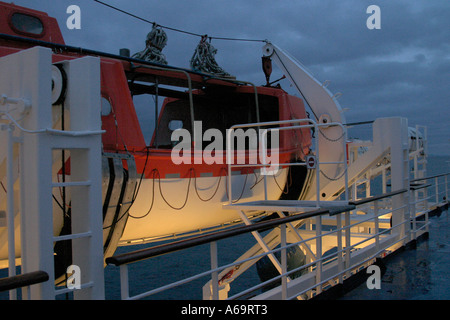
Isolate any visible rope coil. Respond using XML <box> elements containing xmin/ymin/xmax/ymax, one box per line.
<box><xmin>132</xmin><ymin>24</ymin><xmax>168</xmax><ymax>65</ymax></box>
<box><xmin>190</xmin><ymin>36</ymin><xmax>233</xmax><ymax>78</ymax></box>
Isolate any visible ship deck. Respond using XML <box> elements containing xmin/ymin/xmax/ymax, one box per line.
<box><xmin>340</xmin><ymin>203</ymin><xmax>450</xmax><ymax>300</ymax></box>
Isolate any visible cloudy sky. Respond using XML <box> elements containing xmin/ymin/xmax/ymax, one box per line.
<box><xmin>11</xmin><ymin>0</ymin><xmax>450</xmax><ymax>155</ymax></box>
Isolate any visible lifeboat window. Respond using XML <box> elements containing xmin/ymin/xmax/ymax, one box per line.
<box><xmin>101</xmin><ymin>97</ymin><xmax>112</xmax><ymax>116</ymax></box>
<box><xmin>156</xmin><ymin>92</ymin><xmax>279</xmax><ymax>149</ymax></box>
<box><xmin>168</xmin><ymin>120</ymin><xmax>183</xmax><ymax>131</ymax></box>
<box><xmin>10</xmin><ymin>13</ymin><xmax>44</xmax><ymax>36</ymax></box>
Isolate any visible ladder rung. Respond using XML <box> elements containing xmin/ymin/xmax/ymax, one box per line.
<box><xmin>52</xmin><ymin>181</ymin><xmax>91</xmax><ymax>187</ymax></box>
<box><xmin>53</xmin><ymin>231</ymin><xmax>92</xmax><ymax>242</ymax></box>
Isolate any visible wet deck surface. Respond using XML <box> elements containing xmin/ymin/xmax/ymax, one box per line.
<box><xmin>340</xmin><ymin>206</ymin><xmax>450</xmax><ymax>300</ymax></box>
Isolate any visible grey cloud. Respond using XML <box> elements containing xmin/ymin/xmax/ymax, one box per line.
<box><xmin>9</xmin><ymin>0</ymin><xmax>450</xmax><ymax>155</ymax></box>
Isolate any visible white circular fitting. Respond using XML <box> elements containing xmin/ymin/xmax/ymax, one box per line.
<box><xmin>262</xmin><ymin>43</ymin><xmax>274</xmax><ymax>57</ymax></box>
<box><xmin>51</xmin><ymin>65</ymin><xmax>66</xmax><ymax>105</ymax></box>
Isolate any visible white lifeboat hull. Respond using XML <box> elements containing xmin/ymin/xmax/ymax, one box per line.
<box><xmin>120</xmin><ymin>168</ymin><xmax>289</xmax><ymax>244</ymax></box>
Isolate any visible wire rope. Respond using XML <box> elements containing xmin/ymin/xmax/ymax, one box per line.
<box><xmin>93</xmin><ymin>0</ymin><xmax>266</xmax><ymax>43</ymax></box>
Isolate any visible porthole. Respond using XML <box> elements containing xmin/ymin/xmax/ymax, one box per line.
<box><xmin>11</xmin><ymin>13</ymin><xmax>44</xmax><ymax>36</ymax></box>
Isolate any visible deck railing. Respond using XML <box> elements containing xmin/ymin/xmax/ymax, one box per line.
<box><xmin>409</xmin><ymin>172</ymin><xmax>450</xmax><ymax>239</ymax></box>
<box><xmin>225</xmin><ymin>118</ymin><xmax>349</xmax><ymax>206</ymax></box>
<box><xmin>0</xmin><ymin>271</ymin><xmax>49</xmax><ymax>294</ymax></box>
<box><xmin>410</xmin><ymin>172</ymin><xmax>449</xmax><ymax>209</ymax></box>
<box><xmin>105</xmin><ymin>120</ymin><xmax>449</xmax><ymax>300</ymax></box>
<box><xmin>106</xmin><ymin>185</ymin><xmax>436</xmax><ymax>300</ymax></box>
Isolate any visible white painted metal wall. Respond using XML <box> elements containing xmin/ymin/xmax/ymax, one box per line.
<box><xmin>0</xmin><ymin>47</ymin><xmax>104</xmax><ymax>299</ymax></box>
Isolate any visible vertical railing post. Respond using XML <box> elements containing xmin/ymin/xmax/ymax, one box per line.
<box><xmin>314</xmin><ymin>123</ymin><xmax>320</xmax><ymax>207</ymax></box>
<box><xmin>410</xmin><ymin>188</ymin><xmax>417</xmax><ymax>240</ymax></box>
<box><xmin>445</xmin><ymin>175</ymin><xmax>448</xmax><ymax>201</ymax></box>
<box><xmin>280</xmin><ymin>224</ymin><xmax>287</xmax><ymax>300</ymax></box>
<box><xmin>435</xmin><ymin>177</ymin><xmax>439</xmax><ymax>204</ymax></box>
<box><xmin>226</xmin><ymin>129</ymin><xmax>233</xmax><ymax>205</ymax></box>
<box><xmin>382</xmin><ymin>168</ymin><xmax>387</xmax><ymax>194</ymax></box>
<box><xmin>344</xmin><ymin>211</ymin><xmax>351</xmax><ymax>279</ymax></box>
<box><xmin>260</xmin><ymin>128</ymin><xmax>268</xmax><ymax>200</ymax></box>
<box><xmin>120</xmin><ymin>264</ymin><xmax>130</xmax><ymax>300</ymax></box>
<box><xmin>374</xmin><ymin>200</ymin><xmax>380</xmax><ymax>252</ymax></box>
<box><xmin>336</xmin><ymin>212</ymin><xmax>343</xmax><ymax>284</ymax></box>
<box><xmin>210</xmin><ymin>241</ymin><xmax>219</xmax><ymax>300</ymax></box>
<box><xmin>315</xmin><ymin>215</ymin><xmax>322</xmax><ymax>295</ymax></box>
<box><xmin>446</xmin><ymin>175</ymin><xmax>449</xmax><ymax>223</ymax></box>
<box><xmin>343</xmin><ymin>124</ymin><xmax>349</xmax><ymax>202</ymax></box>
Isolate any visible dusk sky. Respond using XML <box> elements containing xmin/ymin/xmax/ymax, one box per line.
<box><xmin>11</xmin><ymin>0</ymin><xmax>450</xmax><ymax>155</ymax></box>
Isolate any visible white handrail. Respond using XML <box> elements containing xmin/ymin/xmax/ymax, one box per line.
<box><xmin>111</xmin><ymin>185</ymin><xmax>427</xmax><ymax>300</ymax></box>
<box><xmin>225</xmin><ymin>118</ymin><xmax>348</xmax><ymax>206</ymax></box>
<box><xmin>108</xmin><ymin>124</ymin><xmax>449</xmax><ymax>300</ymax></box>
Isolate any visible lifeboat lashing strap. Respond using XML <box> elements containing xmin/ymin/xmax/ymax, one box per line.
<box><xmin>102</xmin><ymin>153</ymin><xmax>138</xmax><ymax>259</ymax></box>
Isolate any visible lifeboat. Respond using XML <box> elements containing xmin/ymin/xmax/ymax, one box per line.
<box><xmin>0</xmin><ymin>1</ymin><xmax>312</xmax><ymax>277</ymax></box>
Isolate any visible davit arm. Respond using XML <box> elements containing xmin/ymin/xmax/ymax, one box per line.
<box><xmin>262</xmin><ymin>42</ymin><xmax>346</xmax><ymax>126</ymax></box>
<box><xmin>262</xmin><ymin>42</ymin><xmax>348</xmax><ymax>201</ymax></box>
